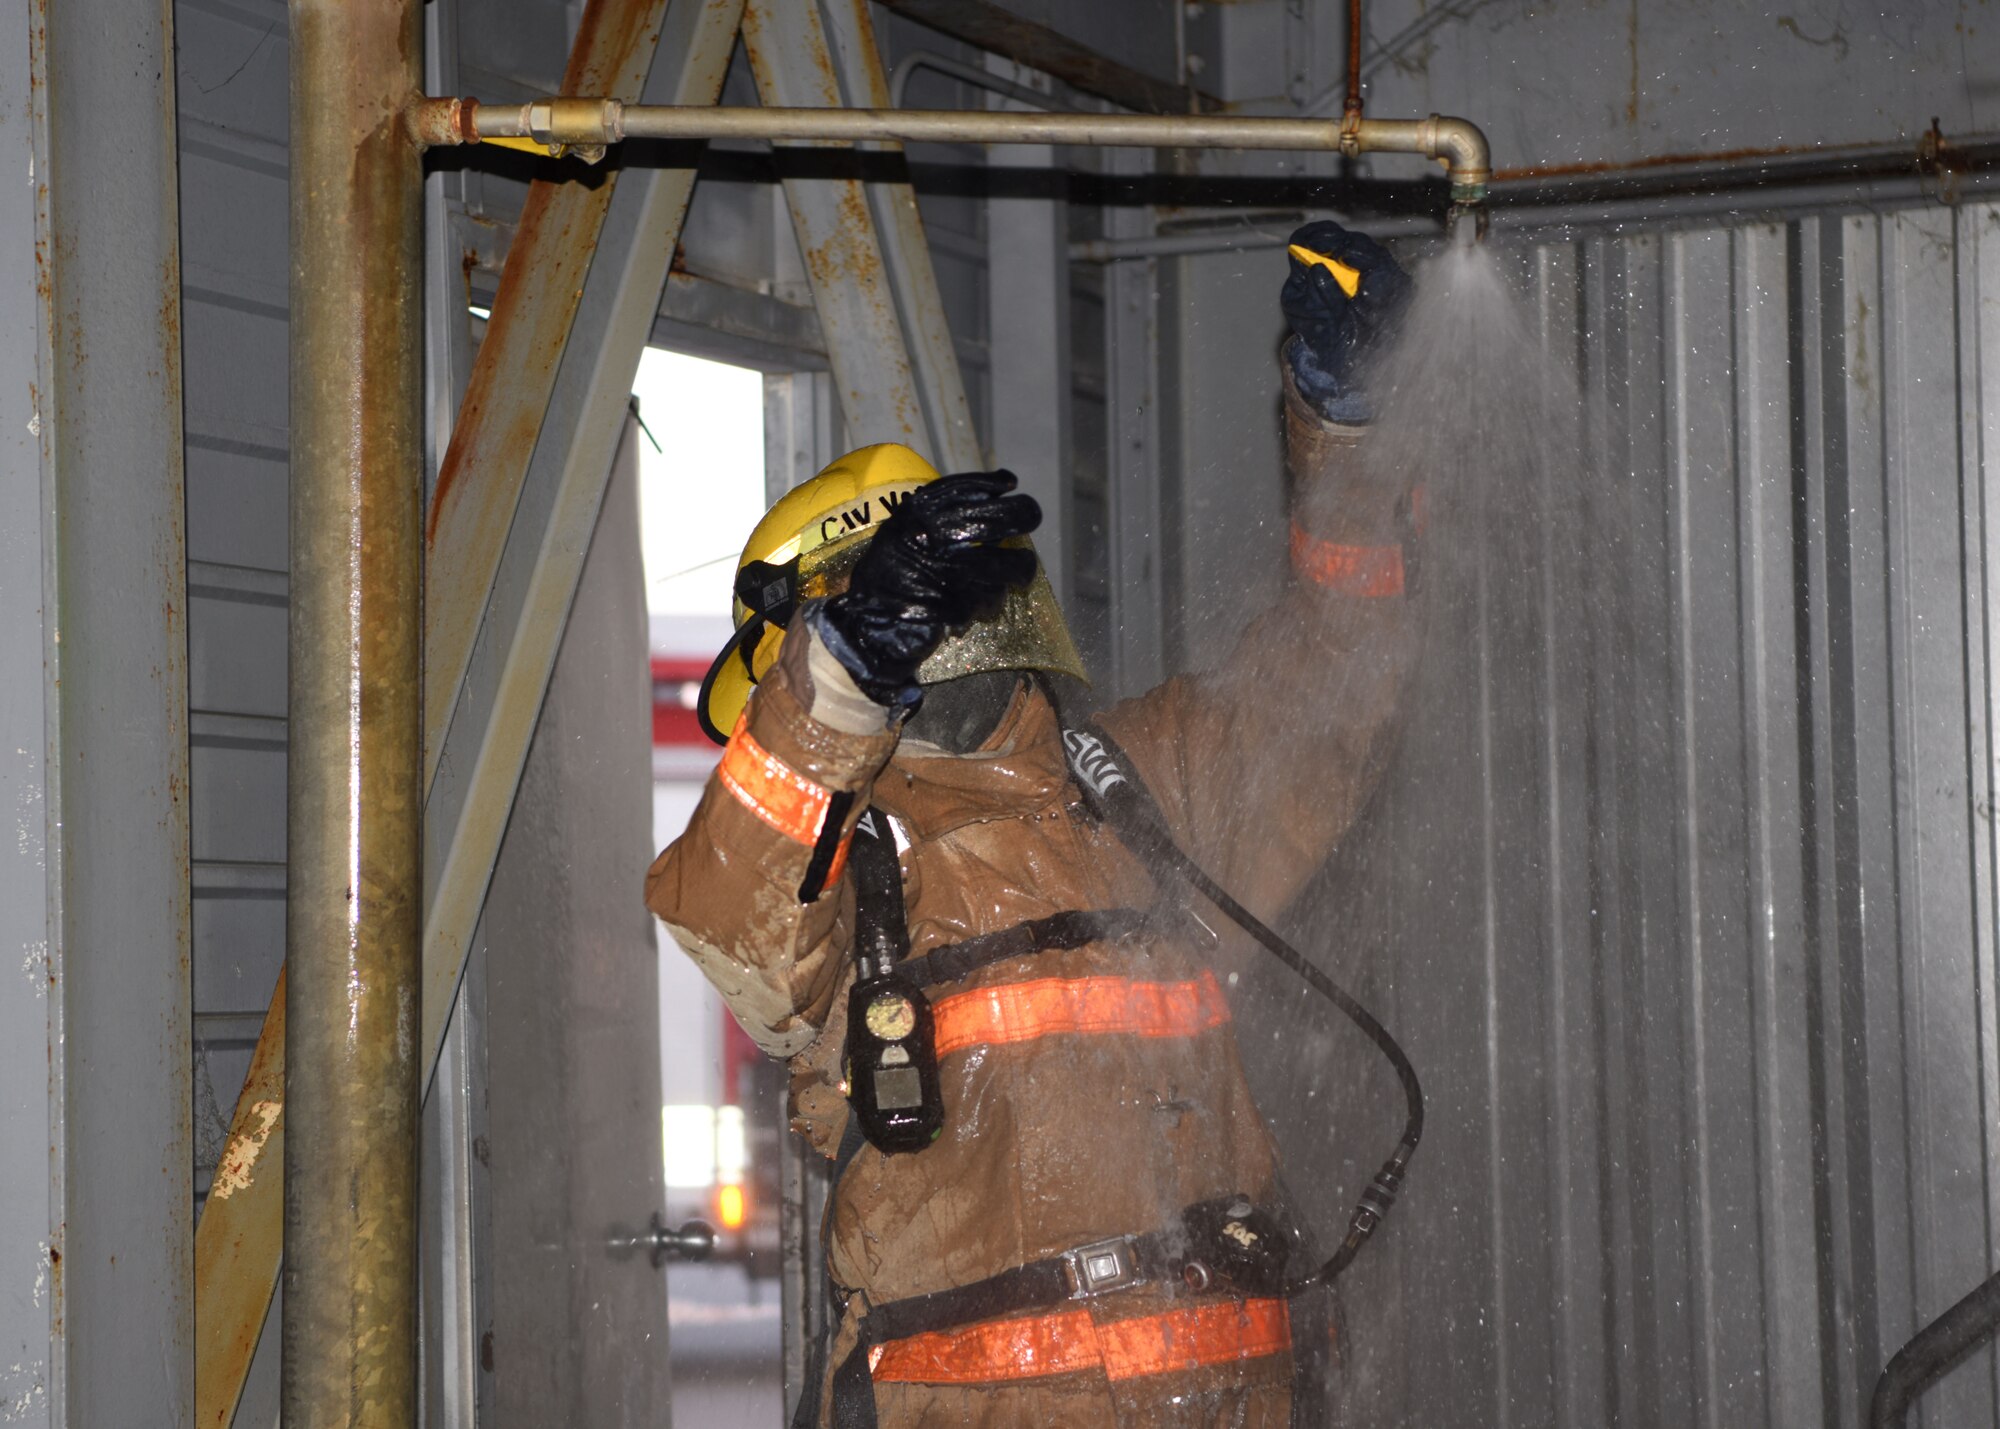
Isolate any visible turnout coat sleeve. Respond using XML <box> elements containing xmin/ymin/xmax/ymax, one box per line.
<box><xmin>1095</xmin><ymin>367</ymin><xmax>1423</xmax><ymax>919</ymax></box>
<box><xmin>644</xmin><ymin>631</ymin><xmax>897</xmax><ymax>1058</ymax></box>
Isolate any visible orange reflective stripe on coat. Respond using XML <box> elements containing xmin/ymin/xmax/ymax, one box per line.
<box><xmin>868</xmin><ymin>1297</ymin><xmax>1292</xmax><ymax>1385</ymax></box>
<box><xmin>930</xmin><ymin>971</ymin><xmax>1231</xmax><ymax>1058</ymax></box>
<box><xmin>1289</xmin><ymin>523</ymin><xmax>1404</xmax><ymax>599</ymax></box>
<box><xmin>717</xmin><ymin>713</ymin><xmax>851</xmax><ymax>882</ymax></box>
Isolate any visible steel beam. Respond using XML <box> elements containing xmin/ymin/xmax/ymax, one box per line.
<box><xmin>421</xmin><ymin>0</ymin><xmax>744</xmax><ymax>1075</ymax></box>
<box><xmin>0</xmin><ymin>11</ymin><xmax>54</xmax><ymax>1416</ymax></box>
<box><xmin>743</xmin><ymin>0</ymin><xmax>934</xmax><ymax>455</ymax></box>
<box><xmin>282</xmin><ymin>0</ymin><xmax>425</xmax><ymax>1421</ymax></box>
<box><xmin>1101</xmin><ymin>146</ymin><xmax>1166</xmax><ymax>695</ymax></box>
<box><xmin>819</xmin><ymin>0</ymin><xmax>983</xmax><ymax>470</ymax></box>
<box><xmin>982</xmin><ymin>58</ymin><xmax>1070</xmax><ymax>597</ymax></box>
<box><xmin>424</xmin><ymin>0</ymin><xmax>681</xmax><ymax>786</ymax></box>
<box><xmin>33</xmin><ymin>0</ymin><xmax>195</xmax><ymax>1421</ymax></box>
<box><xmin>194</xmin><ymin>971</ymin><xmax>285</xmax><ymax>1429</ymax></box>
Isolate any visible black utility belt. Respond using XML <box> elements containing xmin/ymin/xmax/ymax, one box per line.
<box><xmin>852</xmin><ymin>1194</ymin><xmax>1299</xmax><ymax>1348</ymax></box>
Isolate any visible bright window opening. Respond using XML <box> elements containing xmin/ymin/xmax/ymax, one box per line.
<box><xmin>633</xmin><ymin>348</ymin><xmax>767</xmax><ymax>618</ymax></box>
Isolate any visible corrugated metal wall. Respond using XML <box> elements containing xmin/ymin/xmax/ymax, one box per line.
<box><xmin>176</xmin><ymin>0</ymin><xmax>291</xmax><ymax>1213</ymax></box>
<box><xmin>1232</xmin><ymin>203</ymin><xmax>2000</xmax><ymax>1429</ymax></box>
<box><xmin>175</xmin><ymin>4</ymin><xmax>292</xmax><ymax>1416</ymax></box>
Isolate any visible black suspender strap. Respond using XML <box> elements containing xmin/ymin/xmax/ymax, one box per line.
<box><xmin>898</xmin><ymin>907</ymin><xmax>1155</xmax><ymax>991</ymax></box>
<box><xmin>797</xmin><ymin>789</ymin><xmax>859</xmax><ymax>904</ymax></box>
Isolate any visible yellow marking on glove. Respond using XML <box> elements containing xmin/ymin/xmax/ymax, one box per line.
<box><xmin>1288</xmin><ymin>244</ymin><xmax>1362</xmax><ymax>298</ymax></box>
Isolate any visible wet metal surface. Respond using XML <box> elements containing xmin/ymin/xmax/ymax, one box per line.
<box><xmin>281</xmin><ymin>0</ymin><xmax>424</xmax><ymax>1422</ymax></box>
<box><xmin>821</xmin><ymin>0</ymin><xmax>982</xmax><ymax>472</ymax></box>
<box><xmin>475</xmin><ymin>438</ymin><xmax>670</xmax><ymax>1423</ymax></box>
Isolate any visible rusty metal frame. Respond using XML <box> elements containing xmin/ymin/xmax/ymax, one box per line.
<box><xmin>420</xmin><ymin>0</ymin><xmax>745</xmax><ymax>1072</ymax></box>
<box><xmin>742</xmin><ymin>0</ymin><xmax>947</xmax><ymax>460</ymax></box>
<box><xmin>819</xmin><ymin>0</ymin><xmax>984</xmax><ymax>470</ymax></box>
<box><xmin>191</xmin><ymin>0</ymin><xmax>745</xmax><ymax>1421</ymax></box>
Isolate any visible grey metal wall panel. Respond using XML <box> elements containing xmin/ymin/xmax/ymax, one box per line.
<box><xmin>0</xmin><ymin>0</ymin><xmax>58</xmax><ymax>1417</ymax></box>
<box><xmin>35</xmin><ymin>0</ymin><xmax>197</xmax><ymax>1416</ymax></box>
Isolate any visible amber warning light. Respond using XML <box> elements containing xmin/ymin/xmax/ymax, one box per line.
<box><xmin>716</xmin><ymin>1182</ymin><xmax>747</xmax><ymax>1231</ymax></box>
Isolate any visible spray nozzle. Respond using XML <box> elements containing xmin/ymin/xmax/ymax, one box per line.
<box><xmin>1446</xmin><ymin>200</ymin><xmax>1491</xmax><ymax>245</ymax></box>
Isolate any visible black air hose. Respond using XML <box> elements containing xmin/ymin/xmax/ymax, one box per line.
<box><xmin>1105</xmin><ymin>806</ymin><xmax>1423</xmax><ymax>1291</ymax></box>
<box><xmin>1871</xmin><ymin>1267</ymin><xmax>2000</xmax><ymax>1428</ymax></box>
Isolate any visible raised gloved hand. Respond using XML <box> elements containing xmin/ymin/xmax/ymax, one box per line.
<box><xmin>812</xmin><ymin>471</ymin><xmax>1042</xmax><ymax>710</ymax></box>
<box><xmin>1280</xmin><ymin>219</ymin><xmax>1412</xmax><ymax>422</ymax></box>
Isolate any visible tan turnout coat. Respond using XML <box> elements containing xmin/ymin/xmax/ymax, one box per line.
<box><xmin>646</xmin><ymin>382</ymin><xmax>1417</xmax><ymax>1427</ymax></box>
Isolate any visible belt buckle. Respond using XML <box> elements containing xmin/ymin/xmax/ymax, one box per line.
<box><xmin>1063</xmin><ymin>1236</ymin><xmax>1143</xmax><ymax>1298</ymax></box>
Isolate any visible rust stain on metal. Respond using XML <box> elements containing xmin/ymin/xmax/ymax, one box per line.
<box><xmin>208</xmin><ymin>1100</ymin><xmax>281</xmax><ymax>1200</ymax></box>
<box><xmin>193</xmin><ymin>966</ymin><xmax>286</xmax><ymax>1428</ymax></box>
<box><xmin>1490</xmin><ymin>138</ymin><xmax>1952</xmax><ymax>184</ymax></box>
<box><xmin>407</xmin><ymin>95</ymin><xmax>481</xmax><ymax>149</ymax></box>
<box><xmin>424</xmin><ymin>180</ymin><xmax>605</xmax><ymax>547</ymax></box>
<box><xmin>424</xmin><ymin>0</ymin><xmax>675</xmax><ymax>789</ymax></box>
<box><xmin>425</xmin><ymin>0</ymin><xmax>670</xmax><ymax>547</ymax></box>
<box><xmin>564</xmin><ymin>0</ymin><xmax>667</xmax><ymax>93</ymax></box>
<box><xmin>1494</xmin><ymin>142</ymin><xmax>1814</xmax><ymax>181</ymax></box>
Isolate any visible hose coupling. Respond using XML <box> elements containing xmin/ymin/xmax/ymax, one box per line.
<box><xmin>525</xmin><ymin>97</ymin><xmax>623</xmax><ymax>164</ymax></box>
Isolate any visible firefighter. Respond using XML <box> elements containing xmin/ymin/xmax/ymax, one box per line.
<box><xmin>646</xmin><ymin>221</ymin><xmax>1419</xmax><ymax>1427</ymax></box>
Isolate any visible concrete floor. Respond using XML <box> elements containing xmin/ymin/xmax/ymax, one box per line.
<box><xmin>667</xmin><ymin>1261</ymin><xmax>785</xmax><ymax>1427</ymax></box>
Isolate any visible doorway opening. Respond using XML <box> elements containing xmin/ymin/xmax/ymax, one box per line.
<box><xmin>636</xmin><ymin>347</ymin><xmax>788</xmax><ymax>1426</ymax></box>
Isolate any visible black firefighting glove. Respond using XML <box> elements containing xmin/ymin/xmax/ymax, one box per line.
<box><xmin>1280</xmin><ymin>219</ymin><xmax>1412</xmax><ymax>422</ymax></box>
<box><xmin>812</xmin><ymin>471</ymin><xmax>1042</xmax><ymax>711</ymax></box>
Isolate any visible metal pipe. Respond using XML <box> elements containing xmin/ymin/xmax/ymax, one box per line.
<box><xmin>407</xmin><ymin>95</ymin><xmax>1493</xmax><ymax>201</ymax></box>
<box><xmin>1345</xmin><ymin>0</ymin><xmax>1364</xmax><ymax>121</ymax></box>
<box><xmin>1069</xmin><ymin>128</ymin><xmax>2000</xmax><ymax>257</ymax></box>
<box><xmin>1342</xmin><ymin>113</ymin><xmax>1490</xmax><ymax>204</ymax></box>
<box><xmin>284</xmin><ymin>0</ymin><xmax>425</xmax><ymax>1422</ymax></box>
<box><xmin>1870</xmin><ymin>1267</ymin><xmax>2000</xmax><ymax>1428</ymax></box>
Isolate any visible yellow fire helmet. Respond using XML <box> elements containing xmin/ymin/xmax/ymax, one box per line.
<box><xmin>696</xmin><ymin>442</ymin><xmax>1089</xmax><ymax>744</ymax></box>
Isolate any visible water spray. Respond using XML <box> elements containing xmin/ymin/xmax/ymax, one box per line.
<box><xmin>1066</xmin><ymin>724</ymin><xmax>1425</xmax><ymax>1293</ymax></box>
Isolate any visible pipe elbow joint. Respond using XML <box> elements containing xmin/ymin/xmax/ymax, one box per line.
<box><xmin>1425</xmin><ymin>114</ymin><xmax>1491</xmax><ymax>204</ymax></box>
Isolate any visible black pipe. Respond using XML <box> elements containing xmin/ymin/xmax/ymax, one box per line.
<box><xmin>1870</xmin><ymin>1267</ymin><xmax>2000</xmax><ymax>1428</ymax></box>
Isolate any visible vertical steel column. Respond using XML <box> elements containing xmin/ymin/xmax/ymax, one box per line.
<box><xmin>742</xmin><ymin>0</ymin><xmax>934</xmax><ymax>455</ymax></box>
<box><xmin>818</xmin><ymin>0</ymin><xmax>984</xmax><ymax>471</ymax></box>
<box><xmin>981</xmin><ymin>58</ymin><xmax>1071</xmax><ymax>601</ymax></box>
<box><xmin>1102</xmin><ymin>146</ymin><xmax>1166</xmax><ymax>695</ymax></box>
<box><xmin>282</xmin><ymin>0</ymin><xmax>424</xmax><ymax>1423</ymax></box>
<box><xmin>35</xmin><ymin>0</ymin><xmax>194</xmax><ymax>1420</ymax></box>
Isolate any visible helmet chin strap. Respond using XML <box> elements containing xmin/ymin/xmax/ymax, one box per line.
<box><xmin>902</xmin><ymin>670</ymin><xmax>1024</xmax><ymax>754</ymax></box>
